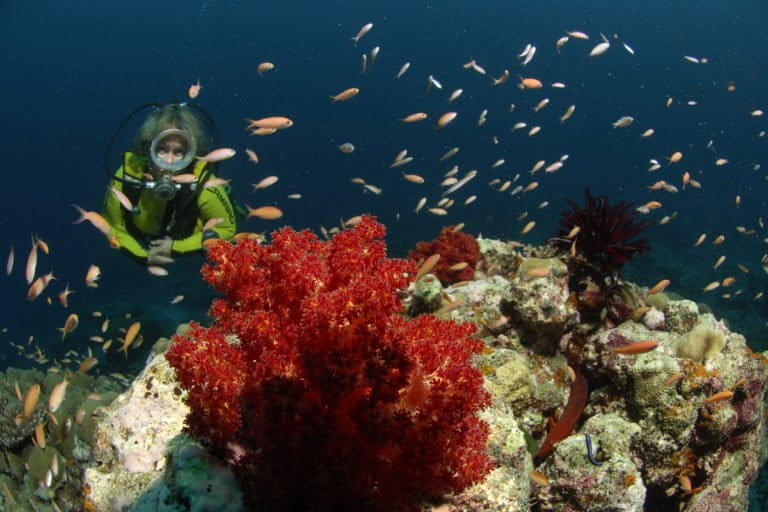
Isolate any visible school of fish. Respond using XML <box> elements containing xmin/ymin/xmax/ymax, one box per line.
<box><xmin>1</xmin><ymin>21</ymin><xmax>767</xmax><ymax>506</ymax></box>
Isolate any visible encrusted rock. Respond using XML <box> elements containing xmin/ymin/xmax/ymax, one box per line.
<box><xmin>664</xmin><ymin>299</ymin><xmax>700</xmax><ymax>334</ymax></box>
<box><xmin>536</xmin><ymin>424</ymin><xmax>646</xmax><ymax>512</ymax></box>
<box><xmin>643</xmin><ymin>307</ymin><xmax>665</xmax><ymax>330</ymax></box>
<box><xmin>443</xmin><ymin>275</ymin><xmax>513</xmax><ymax>330</ymax></box>
<box><xmin>408</xmin><ymin>274</ymin><xmax>444</xmax><ymax>314</ymax></box>
<box><xmin>502</xmin><ymin>257</ymin><xmax>574</xmax><ymax>354</ymax></box>
<box><xmin>674</xmin><ymin>315</ymin><xmax>727</xmax><ymax>362</ymax></box>
<box><xmin>130</xmin><ymin>435</ymin><xmax>243</xmax><ymax>512</ymax></box>
<box><xmin>85</xmin><ymin>352</ymin><xmax>189</xmax><ymax>510</ymax></box>
<box><xmin>448</xmin><ymin>405</ymin><xmax>532</xmax><ymax>512</ymax></box>
<box><xmin>476</xmin><ymin>236</ymin><xmax>521</xmax><ymax>277</ymax></box>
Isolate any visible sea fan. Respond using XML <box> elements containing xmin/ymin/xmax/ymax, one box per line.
<box><xmin>553</xmin><ymin>188</ymin><xmax>650</xmax><ymax>275</ymax></box>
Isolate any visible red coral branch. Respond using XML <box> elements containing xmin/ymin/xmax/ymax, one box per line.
<box><xmin>165</xmin><ymin>216</ymin><xmax>492</xmax><ymax>511</ymax></box>
<box><xmin>408</xmin><ymin>226</ymin><xmax>480</xmax><ymax>285</ymax></box>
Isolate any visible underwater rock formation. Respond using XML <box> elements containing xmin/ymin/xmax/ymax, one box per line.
<box><xmin>84</xmin><ymin>339</ymin><xmax>193</xmax><ymax>510</ymax></box>
<box><xmin>74</xmin><ymin>229</ymin><xmax>767</xmax><ymax>512</ymax></box>
<box><xmin>408</xmin><ymin>273</ymin><xmax>445</xmax><ymax>315</ymax></box>
<box><xmin>421</xmin><ymin>236</ymin><xmax>768</xmax><ymax>511</ymax></box>
<box><xmin>501</xmin><ymin>257</ymin><xmax>575</xmax><ymax>355</ymax></box>
<box><xmin>82</xmin><ymin>332</ymin><xmax>245</xmax><ymax>512</ymax></box>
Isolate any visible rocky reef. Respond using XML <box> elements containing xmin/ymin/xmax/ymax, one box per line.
<box><xmin>84</xmin><ymin>332</ymin><xmax>244</xmax><ymax>512</ymax></box>
<box><xmin>423</xmin><ymin>235</ymin><xmax>768</xmax><ymax>512</ymax></box>
<box><xmin>42</xmin><ymin>231</ymin><xmax>766</xmax><ymax>511</ymax></box>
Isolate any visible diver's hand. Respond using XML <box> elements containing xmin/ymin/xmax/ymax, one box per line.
<box><xmin>147</xmin><ymin>237</ymin><xmax>175</xmax><ymax>265</ymax></box>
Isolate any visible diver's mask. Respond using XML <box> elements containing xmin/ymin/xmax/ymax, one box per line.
<box><xmin>146</xmin><ymin>128</ymin><xmax>197</xmax><ymax>201</ymax></box>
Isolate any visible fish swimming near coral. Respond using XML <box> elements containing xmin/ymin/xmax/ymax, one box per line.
<box><xmin>536</xmin><ymin>367</ymin><xmax>588</xmax><ymax>458</ymax></box>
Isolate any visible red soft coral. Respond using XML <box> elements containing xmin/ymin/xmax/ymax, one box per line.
<box><xmin>165</xmin><ymin>216</ymin><xmax>492</xmax><ymax>511</ymax></box>
<box><xmin>408</xmin><ymin>226</ymin><xmax>480</xmax><ymax>285</ymax></box>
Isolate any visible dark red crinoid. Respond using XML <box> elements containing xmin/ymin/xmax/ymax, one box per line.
<box><xmin>552</xmin><ymin>188</ymin><xmax>651</xmax><ymax>275</ymax></box>
<box><xmin>408</xmin><ymin>226</ymin><xmax>480</xmax><ymax>285</ymax></box>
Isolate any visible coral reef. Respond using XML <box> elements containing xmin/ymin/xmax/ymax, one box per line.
<box><xmin>675</xmin><ymin>317</ymin><xmax>727</xmax><ymax>362</ymax></box>
<box><xmin>420</xmin><ymin>236</ymin><xmax>768</xmax><ymax>511</ymax></box>
<box><xmin>0</xmin><ymin>366</ymin><xmax>121</xmax><ymax>511</ymax></box>
<box><xmin>408</xmin><ymin>225</ymin><xmax>480</xmax><ymax>285</ymax></box>
<box><xmin>69</xmin><ymin>228</ymin><xmax>767</xmax><ymax>511</ymax></box>
<box><xmin>166</xmin><ymin>216</ymin><xmax>492</xmax><ymax>511</ymax></box>
<box><xmin>665</xmin><ymin>299</ymin><xmax>701</xmax><ymax>334</ymax></box>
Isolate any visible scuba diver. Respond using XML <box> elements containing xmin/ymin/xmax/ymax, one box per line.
<box><xmin>102</xmin><ymin>103</ymin><xmax>237</xmax><ymax>265</ymax></box>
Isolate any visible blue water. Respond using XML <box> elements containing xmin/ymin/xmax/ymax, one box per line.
<box><xmin>1</xmin><ymin>0</ymin><xmax>767</xmax><ymax>506</ymax></box>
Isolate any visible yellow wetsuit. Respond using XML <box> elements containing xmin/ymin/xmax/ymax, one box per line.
<box><xmin>102</xmin><ymin>151</ymin><xmax>236</xmax><ymax>261</ymax></box>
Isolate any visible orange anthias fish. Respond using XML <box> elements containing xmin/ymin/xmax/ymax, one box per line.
<box><xmin>71</xmin><ymin>204</ymin><xmax>112</xmax><ymax>237</ymax></box>
<box><xmin>85</xmin><ymin>264</ymin><xmax>101</xmax><ymax>288</ymax></box>
<box><xmin>400</xmin><ymin>113</ymin><xmax>428</xmax><ymax>123</ymax></box>
<box><xmin>25</xmin><ymin>239</ymin><xmax>37</xmax><ymax>285</ymax></box>
<box><xmin>5</xmin><ymin>246</ymin><xmax>13</xmax><ymax>276</ymax></box>
<box><xmin>647</xmin><ymin>279</ymin><xmax>670</xmax><ymax>295</ymax></box>
<box><xmin>246</xmin><ymin>205</ymin><xmax>284</xmax><ymax>220</ymax></box>
<box><xmin>171</xmin><ymin>174</ymin><xmax>198</xmax><ymax>184</ymax></box>
<box><xmin>58</xmin><ymin>283</ymin><xmax>74</xmax><ymax>308</ymax></box>
<box><xmin>120</xmin><ymin>321</ymin><xmax>142</xmax><ymax>358</ymax></box>
<box><xmin>667</xmin><ymin>151</ymin><xmax>683</xmax><ymax>164</ymax></box>
<box><xmin>188</xmin><ymin>79</ymin><xmax>202</xmax><ymax>99</ymax></box>
<box><xmin>245</xmin><ymin>148</ymin><xmax>259</xmax><ymax>164</ymax></box>
<box><xmin>414</xmin><ymin>254</ymin><xmax>440</xmax><ymax>281</ymax></box>
<box><xmin>518</xmin><ymin>77</ymin><xmax>543</xmax><ymax>89</ymax></box>
<box><xmin>330</xmin><ymin>88</ymin><xmax>360</xmax><ymax>102</ymax></box>
<box><xmin>110</xmin><ymin>186</ymin><xmax>135</xmax><ymax>212</ymax></box>
<box><xmin>257</xmin><ymin>62</ymin><xmax>275</xmax><ymax>75</ymax></box>
<box><xmin>613</xmin><ymin>340</ymin><xmax>659</xmax><ymax>355</ymax></box>
<box><xmin>26</xmin><ymin>276</ymin><xmax>47</xmax><ymax>301</ymax></box>
<box><xmin>22</xmin><ymin>384</ymin><xmax>41</xmax><ymax>419</ymax></box>
<box><xmin>78</xmin><ymin>356</ymin><xmax>99</xmax><ymax>374</ymax></box>
<box><xmin>249</xmin><ymin>127</ymin><xmax>277</xmax><ymax>136</ymax></box>
<box><xmin>59</xmin><ymin>313</ymin><xmax>79</xmax><ymax>341</ymax></box>
<box><xmin>436</xmin><ymin>112</ymin><xmax>458</xmax><ymax>129</ymax></box>
<box><xmin>351</xmin><ymin>22</ymin><xmax>373</xmax><ymax>43</ymax></box>
<box><xmin>196</xmin><ymin>148</ymin><xmax>236</xmax><ymax>163</ymax></box>
<box><xmin>244</xmin><ymin>117</ymin><xmax>294</xmax><ymax>130</ymax></box>
<box><xmin>48</xmin><ymin>378</ymin><xmax>68</xmax><ymax>412</ymax></box>
<box><xmin>203</xmin><ymin>218</ymin><xmax>224</xmax><ymax>231</ymax></box>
